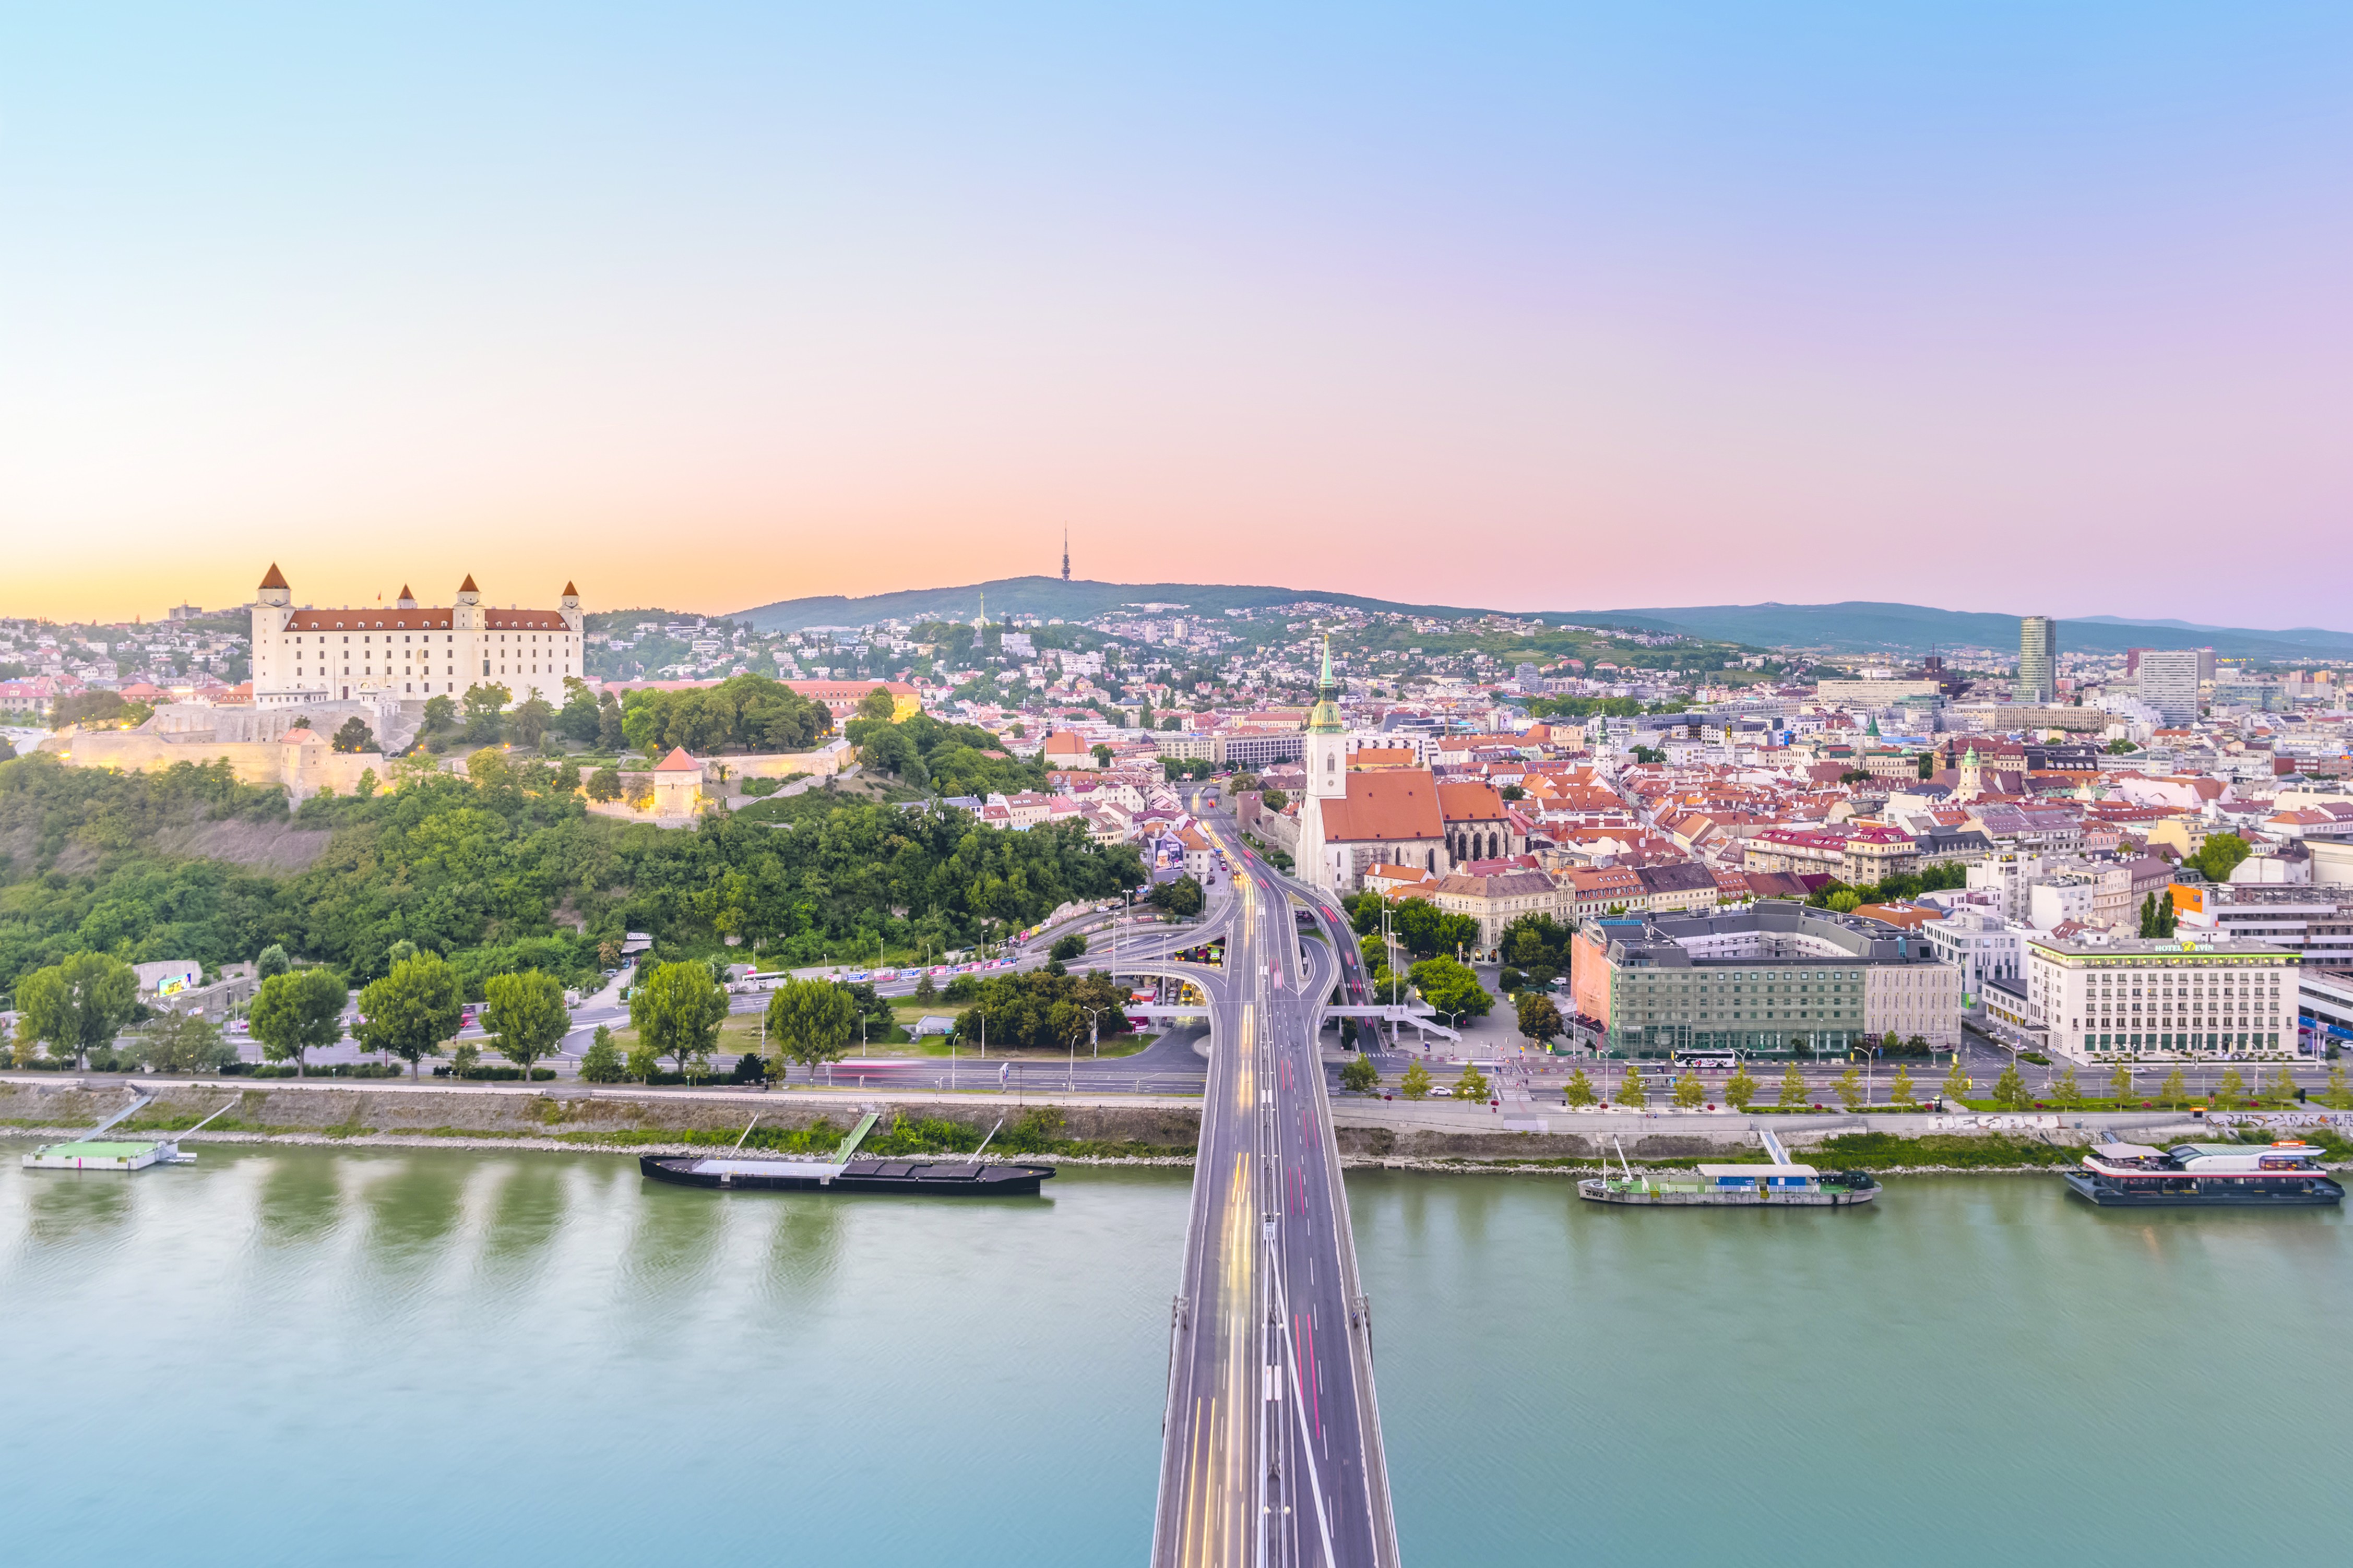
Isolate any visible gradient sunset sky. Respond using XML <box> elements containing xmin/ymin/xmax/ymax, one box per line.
<box><xmin>5</xmin><ymin>3</ymin><xmax>2350</xmax><ymax>627</ymax></box>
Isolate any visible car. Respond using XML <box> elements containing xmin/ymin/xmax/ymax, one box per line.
<box><xmin>1429</xmin><ymin>1085</ymin><xmax>1453</xmax><ymax>1097</ymax></box>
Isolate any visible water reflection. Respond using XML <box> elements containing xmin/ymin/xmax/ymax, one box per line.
<box><xmin>479</xmin><ymin>1158</ymin><xmax>568</xmax><ymax>1280</ymax></box>
<box><xmin>254</xmin><ymin>1153</ymin><xmax>343</xmax><ymax>1246</ymax></box>
<box><xmin>20</xmin><ymin>1168</ymin><xmax>135</xmax><ymax>1244</ymax></box>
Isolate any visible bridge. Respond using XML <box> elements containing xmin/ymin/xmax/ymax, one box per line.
<box><xmin>1149</xmin><ymin>798</ymin><xmax>1401</xmax><ymax>1568</ymax></box>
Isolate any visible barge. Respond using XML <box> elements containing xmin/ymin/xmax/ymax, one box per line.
<box><xmin>1576</xmin><ymin>1128</ymin><xmax>1878</xmax><ymax>1207</ymax></box>
<box><xmin>637</xmin><ymin>1110</ymin><xmax>1054</xmax><ymax>1196</ymax></box>
<box><xmin>2063</xmin><ymin>1141</ymin><xmax>2343</xmax><ymax>1207</ymax></box>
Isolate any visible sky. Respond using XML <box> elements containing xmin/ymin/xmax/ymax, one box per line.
<box><xmin>4</xmin><ymin>2</ymin><xmax>2350</xmax><ymax>628</ymax></box>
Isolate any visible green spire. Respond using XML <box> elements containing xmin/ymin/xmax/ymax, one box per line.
<box><xmin>1306</xmin><ymin>633</ymin><xmax>1344</xmax><ymax>734</ymax></box>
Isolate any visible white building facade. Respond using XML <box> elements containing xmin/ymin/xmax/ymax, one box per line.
<box><xmin>2025</xmin><ymin>933</ymin><xmax>2301</xmax><ymax>1065</ymax></box>
<box><xmin>249</xmin><ymin>564</ymin><xmax>584</xmax><ymax>708</ymax></box>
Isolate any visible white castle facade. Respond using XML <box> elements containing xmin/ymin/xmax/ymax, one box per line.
<box><xmin>248</xmin><ymin>563</ymin><xmax>585</xmax><ymax>709</ymax></box>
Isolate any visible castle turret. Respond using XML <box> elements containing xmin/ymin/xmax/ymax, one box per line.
<box><xmin>257</xmin><ymin>562</ymin><xmax>291</xmax><ymax>608</ymax></box>
<box><xmin>561</xmin><ymin>580</ymin><xmax>582</xmax><ymax>634</ymax></box>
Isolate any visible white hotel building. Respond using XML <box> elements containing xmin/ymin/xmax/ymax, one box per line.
<box><xmin>248</xmin><ymin>564</ymin><xmax>584</xmax><ymax>708</ymax></box>
<box><xmin>2025</xmin><ymin>933</ymin><xmax>2302</xmax><ymax>1066</ymax></box>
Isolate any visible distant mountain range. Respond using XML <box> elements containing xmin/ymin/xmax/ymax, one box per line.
<box><xmin>727</xmin><ymin>579</ymin><xmax>2352</xmax><ymax>661</ymax></box>
<box><xmin>1596</xmin><ymin>602</ymin><xmax>2353</xmax><ymax>660</ymax></box>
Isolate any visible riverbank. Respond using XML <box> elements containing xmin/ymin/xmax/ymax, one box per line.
<box><xmin>7</xmin><ymin>1076</ymin><xmax>2345</xmax><ymax>1172</ymax></box>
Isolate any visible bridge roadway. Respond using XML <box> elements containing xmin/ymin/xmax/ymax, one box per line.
<box><xmin>1152</xmin><ymin>802</ymin><xmax>1400</xmax><ymax>1568</ymax></box>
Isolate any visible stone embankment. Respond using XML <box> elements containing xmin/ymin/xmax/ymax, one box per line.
<box><xmin>1</xmin><ymin>1076</ymin><xmax>2295</xmax><ymax>1170</ymax></box>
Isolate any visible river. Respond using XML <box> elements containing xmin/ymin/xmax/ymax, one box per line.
<box><xmin>2</xmin><ymin>1148</ymin><xmax>2345</xmax><ymax>1564</ymax></box>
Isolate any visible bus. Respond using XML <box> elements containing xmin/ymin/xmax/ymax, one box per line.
<box><xmin>1671</xmin><ymin>1048</ymin><xmax>1740</xmax><ymax>1070</ymax></box>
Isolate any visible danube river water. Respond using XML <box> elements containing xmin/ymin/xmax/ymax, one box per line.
<box><xmin>2</xmin><ymin>1148</ymin><xmax>2345</xmax><ymax>1565</ymax></box>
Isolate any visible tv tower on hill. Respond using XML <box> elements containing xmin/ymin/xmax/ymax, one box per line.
<box><xmin>1061</xmin><ymin>526</ymin><xmax>1070</xmax><ymax>581</ymax></box>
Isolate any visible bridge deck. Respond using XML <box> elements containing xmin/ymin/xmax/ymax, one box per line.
<box><xmin>1151</xmin><ymin>804</ymin><xmax>1400</xmax><ymax>1568</ymax></box>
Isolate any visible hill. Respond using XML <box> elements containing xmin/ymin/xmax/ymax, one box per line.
<box><xmin>727</xmin><ymin>579</ymin><xmax>2352</xmax><ymax>662</ymax></box>
<box><xmin>1597</xmin><ymin>602</ymin><xmax>2353</xmax><ymax>660</ymax></box>
<box><xmin>728</xmin><ymin>577</ymin><xmax>1527</xmax><ymax>634</ymax></box>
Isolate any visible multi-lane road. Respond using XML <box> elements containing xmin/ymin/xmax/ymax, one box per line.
<box><xmin>1152</xmin><ymin>800</ymin><xmax>1399</xmax><ymax>1568</ymax></box>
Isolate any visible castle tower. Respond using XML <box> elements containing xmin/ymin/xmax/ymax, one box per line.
<box><xmin>561</xmin><ymin>580</ymin><xmax>582</xmax><ymax>634</ymax></box>
<box><xmin>1958</xmin><ymin>745</ymin><xmax>1982</xmax><ymax>800</ymax></box>
<box><xmin>454</xmin><ymin>573</ymin><xmax>481</xmax><ymax>632</ymax></box>
<box><xmin>395</xmin><ymin>584</ymin><xmax>417</xmax><ymax>609</ymax></box>
<box><xmin>1306</xmin><ymin>636</ymin><xmax>1348</xmax><ymax>799</ymax></box>
<box><xmin>256</xmin><ymin>562</ymin><xmax>291</xmax><ymax>609</ymax></box>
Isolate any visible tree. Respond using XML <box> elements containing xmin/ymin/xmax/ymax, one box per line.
<box><xmin>1614</xmin><ymin>1059</ymin><xmax>1648</xmax><ymax>1108</ymax></box>
<box><xmin>2190</xmin><ymin>832</ymin><xmax>2252</xmax><ymax>885</ymax></box>
<box><xmin>597</xmin><ymin>692</ymin><xmax>626</xmax><ymax>751</ymax></box>
<box><xmin>2264</xmin><ymin>1064</ymin><xmax>2299</xmax><ymax>1106</ymax></box>
<box><xmin>15</xmin><ymin>952</ymin><xmax>138</xmax><ymax>1068</ymax></box>
<box><xmin>2108</xmin><ymin>1061</ymin><xmax>2135</xmax><ymax>1106</ymax></box>
<box><xmin>482</xmin><ymin>970</ymin><xmax>570</xmax><ymax>1079</ymax></box>
<box><xmin>858</xmin><ymin>686</ymin><xmax>898</xmax><ymax>722</ymax></box>
<box><xmin>1399</xmin><ymin>1060</ymin><xmax>1432</xmax><ymax>1100</ymax></box>
<box><xmin>1563</xmin><ymin>1068</ymin><xmax>1596</xmax><ymax>1107</ymax></box>
<box><xmin>421</xmin><ymin>693</ymin><xmax>458</xmax><ymax>736</ymax></box>
<box><xmin>558</xmin><ymin>680</ymin><xmax>602</xmax><ymax>744</ymax></box>
<box><xmin>1776</xmin><ymin>1061</ymin><xmax>1808</xmax><ymax>1109</ymax></box>
<box><xmin>1456</xmin><ymin>1064</ymin><xmax>1490</xmax><ymax>1103</ymax></box>
<box><xmin>1888</xmin><ymin>1065</ymin><xmax>1916</xmax><ymax>1108</ymax></box>
<box><xmin>1834</xmin><ymin>1066</ymin><xmax>1865</xmax><ymax>1110</ymax></box>
<box><xmin>354</xmin><ymin>950</ymin><xmax>465</xmax><ymax>1078</ymax></box>
<box><xmin>2323</xmin><ymin>1064</ymin><xmax>2350</xmax><ymax>1111</ymax></box>
<box><xmin>2051</xmin><ymin>1066</ymin><xmax>2082</xmax><ymax>1109</ymax></box>
<box><xmin>1340</xmin><ymin>1054</ymin><xmax>1379</xmax><ymax>1093</ymax></box>
<box><xmin>1050</xmin><ymin>933</ymin><xmax>1088</xmax><ymax>962</ymax></box>
<box><xmin>331</xmin><ymin>716</ymin><xmax>375</xmax><ymax>753</ymax></box>
<box><xmin>508</xmin><ymin>697</ymin><xmax>556</xmax><ymax>750</ymax></box>
<box><xmin>631</xmin><ymin>960</ymin><xmax>729</xmax><ymax>1083</ymax></box>
<box><xmin>1673</xmin><ymin>1071</ymin><xmax>1706</xmax><ymax>1109</ymax></box>
<box><xmin>626</xmin><ymin>1040</ymin><xmax>662</xmax><ymax>1082</ymax></box>
<box><xmin>249</xmin><ymin>967</ymin><xmax>348</xmax><ymax>1077</ymax></box>
<box><xmin>579</xmin><ymin>1025</ymin><xmax>625</xmax><ymax>1083</ymax></box>
<box><xmin>2158</xmin><ymin>1067</ymin><xmax>2188</xmax><ymax>1109</ymax></box>
<box><xmin>2214</xmin><ymin>1067</ymin><xmax>2247</xmax><ymax>1110</ymax></box>
<box><xmin>138</xmin><ymin>1010</ymin><xmax>239</xmax><ymax>1074</ymax></box>
<box><xmin>1261</xmin><ymin>787</ymin><xmax>1289</xmax><ymax>812</ymax></box>
<box><xmin>1723</xmin><ymin>1064</ymin><xmax>1758</xmax><ymax>1110</ymax></box>
<box><xmin>1147</xmin><ymin>875</ymin><xmax>1206</xmax><ymax>917</ymax></box>
<box><xmin>1091</xmin><ymin>744</ymin><xmax>1113</xmax><ymax>768</ymax></box>
<box><xmin>255</xmin><ymin>943</ymin><xmax>292</xmax><ymax>981</ymax></box>
<box><xmin>1942</xmin><ymin>1058</ymin><xmax>1972</xmax><ymax>1104</ymax></box>
<box><xmin>1515</xmin><ymin>992</ymin><xmax>1564</xmax><ymax>1050</ymax></box>
<box><xmin>1991</xmin><ymin>1062</ymin><xmax>2031</xmax><ymax>1110</ymax></box>
<box><xmin>461</xmin><ymin>683</ymin><xmax>512</xmax><ymax>743</ymax></box>
<box><xmin>765</xmin><ymin>977</ymin><xmax>857</xmax><ymax>1083</ymax></box>
<box><xmin>1917</xmin><ymin>752</ymin><xmax>1935</xmax><ymax>779</ymax></box>
<box><xmin>584</xmin><ymin>765</ymin><xmax>622</xmax><ymax>803</ymax></box>
<box><xmin>1409</xmin><ymin>956</ymin><xmax>1492</xmax><ymax>1019</ymax></box>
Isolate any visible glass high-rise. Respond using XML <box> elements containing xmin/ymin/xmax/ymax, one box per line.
<box><xmin>2016</xmin><ymin>616</ymin><xmax>2056</xmax><ymax>704</ymax></box>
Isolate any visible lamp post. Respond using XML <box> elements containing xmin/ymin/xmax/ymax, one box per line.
<box><xmin>1080</xmin><ymin>1004</ymin><xmax>1106</xmax><ymax>1061</ymax></box>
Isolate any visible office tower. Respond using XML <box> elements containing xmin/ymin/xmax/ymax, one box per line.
<box><xmin>2138</xmin><ymin>648</ymin><xmax>2202</xmax><ymax>724</ymax></box>
<box><xmin>2016</xmin><ymin>616</ymin><xmax>2057</xmax><ymax>704</ymax></box>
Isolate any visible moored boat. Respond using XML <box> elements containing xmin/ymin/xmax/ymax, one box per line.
<box><xmin>638</xmin><ymin>1154</ymin><xmax>1055</xmax><ymax>1194</ymax></box>
<box><xmin>1578</xmin><ymin>1163</ymin><xmax>1878</xmax><ymax>1207</ymax></box>
<box><xmin>2063</xmin><ymin>1141</ymin><xmax>2343</xmax><ymax>1207</ymax></box>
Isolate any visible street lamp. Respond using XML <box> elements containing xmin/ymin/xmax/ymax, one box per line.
<box><xmin>1080</xmin><ymin>1004</ymin><xmax>1106</xmax><ymax>1061</ymax></box>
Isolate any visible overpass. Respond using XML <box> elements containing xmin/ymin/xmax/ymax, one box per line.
<box><xmin>1150</xmin><ymin>798</ymin><xmax>1401</xmax><ymax>1568</ymax></box>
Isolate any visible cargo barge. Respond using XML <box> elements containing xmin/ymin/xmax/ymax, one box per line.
<box><xmin>637</xmin><ymin>1111</ymin><xmax>1054</xmax><ymax>1195</ymax></box>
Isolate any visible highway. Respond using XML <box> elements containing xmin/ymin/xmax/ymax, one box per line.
<box><xmin>1152</xmin><ymin>797</ymin><xmax>1400</xmax><ymax>1568</ymax></box>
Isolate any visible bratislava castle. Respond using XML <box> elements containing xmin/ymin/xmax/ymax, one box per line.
<box><xmin>248</xmin><ymin>563</ymin><xmax>585</xmax><ymax>708</ymax></box>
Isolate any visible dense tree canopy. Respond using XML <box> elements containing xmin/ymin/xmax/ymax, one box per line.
<box><xmin>620</xmin><ymin>674</ymin><xmax>833</xmax><ymax>757</ymax></box>
<box><xmin>961</xmin><ymin>968</ymin><xmax>1133</xmax><ymax>1052</ymax></box>
<box><xmin>843</xmin><ymin>711</ymin><xmax>1043</xmax><ymax>797</ymax></box>
<box><xmin>0</xmin><ymin>746</ymin><xmax>1142</xmax><ymax>1006</ymax></box>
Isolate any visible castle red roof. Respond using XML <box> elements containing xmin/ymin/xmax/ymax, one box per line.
<box><xmin>258</xmin><ymin>562</ymin><xmax>289</xmax><ymax>590</ymax></box>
